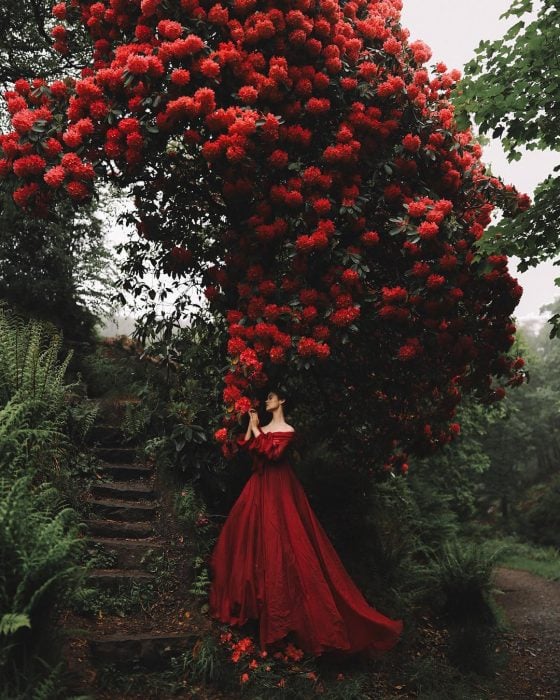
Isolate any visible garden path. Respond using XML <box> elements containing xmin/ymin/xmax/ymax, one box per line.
<box><xmin>491</xmin><ymin>566</ymin><xmax>560</xmax><ymax>699</ymax></box>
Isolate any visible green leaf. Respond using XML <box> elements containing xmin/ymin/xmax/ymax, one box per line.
<box><xmin>0</xmin><ymin>613</ymin><xmax>31</xmax><ymax>636</ymax></box>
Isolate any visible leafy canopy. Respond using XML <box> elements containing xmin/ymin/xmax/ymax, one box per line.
<box><xmin>455</xmin><ymin>0</ymin><xmax>560</xmax><ymax>269</ymax></box>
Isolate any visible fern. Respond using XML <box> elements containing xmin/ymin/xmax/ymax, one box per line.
<box><xmin>0</xmin><ymin>308</ymin><xmax>73</xmax><ymax>409</ymax></box>
<box><xmin>65</xmin><ymin>400</ymin><xmax>99</xmax><ymax>445</ymax></box>
<box><xmin>189</xmin><ymin>559</ymin><xmax>211</xmax><ymax>598</ymax></box>
<box><xmin>31</xmin><ymin>661</ymin><xmax>66</xmax><ymax>700</ymax></box>
<box><xmin>121</xmin><ymin>400</ymin><xmax>151</xmax><ymax>440</ymax></box>
<box><xmin>0</xmin><ymin>313</ymin><xmax>79</xmax><ymax>482</ymax></box>
<box><xmin>0</xmin><ymin>309</ymin><xmax>90</xmax><ymax>697</ymax></box>
<box><xmin>420</xmin><ymin>538</ymin><xmax>501</xmax><ymax>624</ymax></box>
<box><xmin>0</xmin><ymin>475</ymin><xmax>85</xmax><ymax>687</ymax></box>
<box><xmin>0</xmin><ymin>613</ymin><xmax>31</xmax><ymax>636</ymax></box>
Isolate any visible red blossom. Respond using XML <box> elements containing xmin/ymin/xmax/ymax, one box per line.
<box><xmin>418</xmin><ymin>221</ymin><xmax>439</xmax><ymax>240</ymax></box>
<box><xmin>44</xmin><ymin>166</ymin><xmax>66</xmax><ymax>188</ymax></box>
<box><xmin>0</xmin><ymin>0</ymin><xmax>526</xmax><ymax>472</ymax></box>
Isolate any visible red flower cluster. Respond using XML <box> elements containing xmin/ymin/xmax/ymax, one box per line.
<box><xmin>0</xmin><ymin>0</ymin><xmax>527</xmax><ymax>473</ymax></box>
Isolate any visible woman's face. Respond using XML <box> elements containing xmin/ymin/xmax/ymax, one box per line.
<box><xmin>265</xmin><ymin>392</ymin><xmax>284</xmax><ymax>412</ymax></box>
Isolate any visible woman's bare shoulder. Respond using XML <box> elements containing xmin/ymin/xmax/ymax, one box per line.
<box><xmin>261</xmin><ymin>423</ymin><xmax>295</xmax><ymax>434</ymax></box>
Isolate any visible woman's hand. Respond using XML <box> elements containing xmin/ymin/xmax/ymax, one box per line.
<box><xmin>249</xmin><ymin>409</ymin><xmax>259</xmax><ymax>428</ymax></box>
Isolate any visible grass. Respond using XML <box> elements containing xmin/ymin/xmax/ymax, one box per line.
<box><xmin>481</xmin><ymin>536</ymin><xmax>560</xmax><ymax>582</ymax></box>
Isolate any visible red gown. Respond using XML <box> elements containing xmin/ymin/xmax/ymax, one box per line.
<box><xmin>208</xmin><ymin>429</ymin><xmax>403</xmax><ymax>656</ymax></box>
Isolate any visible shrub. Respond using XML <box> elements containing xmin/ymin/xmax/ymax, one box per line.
<box><xmin>0</xmin><ymin>475</ymin><xmax>85</xmax><ymax>693</ymax></box>
<box><xmin>0</xmin><ymin>309</ymin><xmax>88</xmax><ymax>696</ymax></box>
<box><xmin>519</xmin><ymin>476</ymin><xmax>560</xmax><ymax>548</ymax></box>
<box><xmin>420</xmin><ymin>538</ymin><xmax>500</xmax><ymax>625</ymax></box>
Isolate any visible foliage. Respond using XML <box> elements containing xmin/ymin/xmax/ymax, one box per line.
<box><xmin>519</xmin><ymin>475</ymin><xmax>560</xmax><ymax>548</ymax></box>
<box><xmin>455</xmin><ymin>0</ymin><xmax>560</xmax><ymax>270</ymax></box>
<box><xmin>179</xmin><ymin>635</ymin><xmax>225</xmax><ymax>686</ymax></box>
<box><xmin>419</xmin><ymin>538</ymin><xmax>500</xmax><ymax>625</ymax></box>
<box><xmin>0</xmin><ymin>306</ymin><xmax>71</xmax><ymax>403</ymax></box>
<box><xmin>0</xmin><ymin>307</ymin><xmax>73</xmax><ymax>482</ymax></box>
<box><xmin>0</xmin><ymin>0</ymin><xmax>529</xmax><ymax>478</ymax></box>
<box><xmin>0</xmin><ymin>308</ymin><xmax>96</xmax><ymax>696</ymax></box>
<box><xmin>472</xmin><ymin>320</ymin><xmax>560</xmax><ymax>534</ymax></box>
<box><xmin>0</xmin><ymin>0</ymin><xmax>90</xmax><ymax>87</ymax></box>
<box><xmin>189</xmin><ymin>558</ymin><xmax>212</xmax><ymax>599</ymax></box>
<box><xmin>175</xmin><ymin>485</ymin><xmax>207</xmax><ymax>529</ymax></box>
<box><xmin>0</xmin><ymin>613</ymin><xmax>31</xmax><ymax>636</ymax></box>
<box><xmin>210</xmin><ymin>628</ymin><xmax>370</xmax><ymax>698</ymax></box>
<box><xmin>480</xmin><ymin>535</ymin><xmax>560</xmax><ymax>582</ymax></box>
<box><xmin>121</xmin><ymin>397</ymin><xmax>152</xmax><ymax>440</ymax></box>
<box><xmin>64</xmin><ymin>398</ymin><xmax>99</xmax><ymax>448</ymax></box>
<box><xmin>0</xmin><ymin>195</ymin><xmax>115</xmax><ymax>344</ymax></box>
<box><xmin>0</xmin><ymin>1</ymin><xmax>115</xmax><ymax>345</ymax></box>
<box><xmin>0</xmin><ymin>475</ymin><xmax>86</xmax><ymax>693</ymax></box>
<box><xmin>135</xmin><ymin>317</ymin><xmax>232</xmax><ymax>511</ymax></box>
<box><xmin>74</xmin><ymin>579</ymin><xmax>156</xmax><ymax>618</ymax></box>
<box><xmin>0</xmin><ymin>477</ymin><xmax>85</xmax><ymax>620</ymax></box>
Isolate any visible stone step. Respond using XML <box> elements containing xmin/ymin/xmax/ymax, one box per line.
<box><xmin>92</xmin><ymin>480</ymin><xmax>156</xmax><ymax>501</ymax></box>
<box><xmin>88</xmin><ymin>568</ymin><xmax>155</xmax><ymax>586</ymax></box>
<box><xmin>88</xmin><ymin>519</ymin><xmax>154</xmax><ymax>539</ymax></box>
<box><xmin>94</xmin><ymin>446</ymin><xmax>137</xmax><ymax>463</ymax></box>
<box><xmin>97</xmin><ymin>463</ymin><xmax>152</xmax><ymax>481</ymax></box>
<box><xmin>88</xmin><ymin>424</ymin><xmax>127</xmax><ymax>446</ymax></box>
<box><xmin>86</xmin><ymin>632</ymin><xmax>197</xmax><ymax>670</ymax></box>
<box><xmin>87</xmin><ymin>538</ymin><xmax>165</xmax><ymax>569</ymax></box>
<box><xmin>88</xmin><ymin>498</ymin><xmax>157</xmax><ymax>522</ymax></box>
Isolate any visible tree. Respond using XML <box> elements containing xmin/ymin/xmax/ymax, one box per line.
<box><xmin>454</xmin><ymin>0</ymin><xmax>558</xmax><ymax>269</ymax></box>
<box><xmin>0</xmin><ymin>194</ymin><xmax>115</xmax><ymax>342</ymax></box>
<box><xmin>0</xmin><ymin>1</ymin><xmax>114</xmax><ymax>342</ymax></box>
<box><xmin>476</xmin><ymin>319</ymin><xmax>560</xmax><ymax>529</ymax></box>
<box><xmin>0</xmin><ymin>0</ymin><xmax>89</xmax><ymax>86</ymax></box>
<box><xmin>0</xmin><ymin>0</ymin><xmax>528</xmax><ymax>474</ymax></box>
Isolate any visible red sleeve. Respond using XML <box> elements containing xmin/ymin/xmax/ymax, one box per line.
<box><xmin>236</xmin><ymin>435</ymin><xmax>251</xmax><ymax>449</ymax></box>
<box><xmin>248</xmin><ymin>432</ymin><xmax>294</xmax><ymax>461</ymax></box>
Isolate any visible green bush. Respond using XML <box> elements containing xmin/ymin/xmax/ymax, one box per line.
<box><xmin>420</xmin><ymin>538</ymin><xmax>500</xmax><ymax>625</ymax></box>
<box><xmin>0</xmin><ymin>309</ymin><xmax>89</xmax><ymax>697</ymax></box>
<box><xmin>0</xmin><ymin>308</ymin><xmax>72</xmax><ymax>408</ymax></box>
<box><xmin>519</xmin><ymin>476</ymin><xmax>560</xmax><ymax>548</ymax></box>
<box><xmin>0</xmin><ymin>476</ymin><xmax>85</xmax><ymax>695</ymax></box>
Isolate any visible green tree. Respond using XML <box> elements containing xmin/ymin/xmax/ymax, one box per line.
<box><xmin>476</xmin><ymin>320</ymin><xmax>560</xmax><ymax>531</ymax></box>
<box><xmin>455</xmin><ymin>0</ymin><xmax>560</xmax><ymax>269</ymax></box>
<box><xmin>0</xmin><ymin>195</ymin><xmax>117</xmax><ymax>343</ymax></box>
<box><xmin>0</xmin><ymin>0</ymin><xmax>89</xmax><ymax>86</ymax></box>
<box><xmin>0</xmin><ymin>2</ymin><xmax>115</xmax><ymax>342</ymax></box>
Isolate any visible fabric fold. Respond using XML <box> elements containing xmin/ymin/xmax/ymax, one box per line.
<box><xmin>209</xmin><ymin>429</ymin><xmax>403</xmax><ymax>656</ymax></box>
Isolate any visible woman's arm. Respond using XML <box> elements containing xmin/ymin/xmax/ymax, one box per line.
<box><xmin>244</xmin><ymin>416</ymin><xmax>253</xmax><ymax>442</ymax></box>
<box><xmin>248</xmin><ymin>431</ymin><xmax>294</xmax><ymax>461</ymax></box>
<box><xmin>239</xmin><ymin>409</ymin><xmax>260</xmax><ymax>445</ymax></box>
<box><xmin>250</xmin><ymin>409</ymin><xmax>262</xmax><ymax>439</ymax></box>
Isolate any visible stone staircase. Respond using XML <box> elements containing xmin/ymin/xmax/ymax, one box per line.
<box><xmin>86</xmin><ymin>424</ymin><xmax>160</xmax><ymax>593</ymax></box>
<box><xmin>66</xmin><ymin>406</ymin><xmax>200</xmax><ymax>691</ymax></box>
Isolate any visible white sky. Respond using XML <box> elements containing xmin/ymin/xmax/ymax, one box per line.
<box><xmin>401</xmin><ymin>0</ymin><xmax>559</xmax><ymax>323</ymax></box>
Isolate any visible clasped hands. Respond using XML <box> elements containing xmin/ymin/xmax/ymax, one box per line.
<box><xmin>248</xmin><ymin>408</ymin><xmax>261</xmax><ymax>436</ymax></box>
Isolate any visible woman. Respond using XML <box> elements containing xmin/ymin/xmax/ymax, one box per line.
<box><xmin>208</xmin><ymin>388</ymin><xmax>403</xmax><ymax>657</ymax></box>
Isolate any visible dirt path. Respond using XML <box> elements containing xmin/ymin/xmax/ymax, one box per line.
<box><xmin>491</xmin><ymin>566</ymin><xmax>560</xmax><ymax>699</ymax></box>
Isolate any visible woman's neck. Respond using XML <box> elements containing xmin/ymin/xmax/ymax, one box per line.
<box><xmin>268</xmin><ymin>408</ymin><xmax>286</xmax><ymax>424</ymax></box>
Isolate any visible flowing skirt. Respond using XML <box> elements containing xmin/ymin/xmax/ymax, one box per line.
<box><xmin>208</xmin><ymin>462</ymin><xmax>403</xmax><ymax>656</ymax></box>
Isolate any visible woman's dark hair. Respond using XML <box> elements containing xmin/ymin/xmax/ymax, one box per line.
<box><xmin>261</xmin><ymin>385</ymin><xmax>289</xmax><ymax>410</ymax></box>
<box><xmin>268</xmin><ymin>386</ymin><xmax>287</xmax><ymax>401</ymax></box>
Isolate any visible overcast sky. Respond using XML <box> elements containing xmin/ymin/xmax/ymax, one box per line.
<box><xmin>401</xmin><ymin>0</ymin><xmax>559</xmax><ymax>323</ymax></box>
